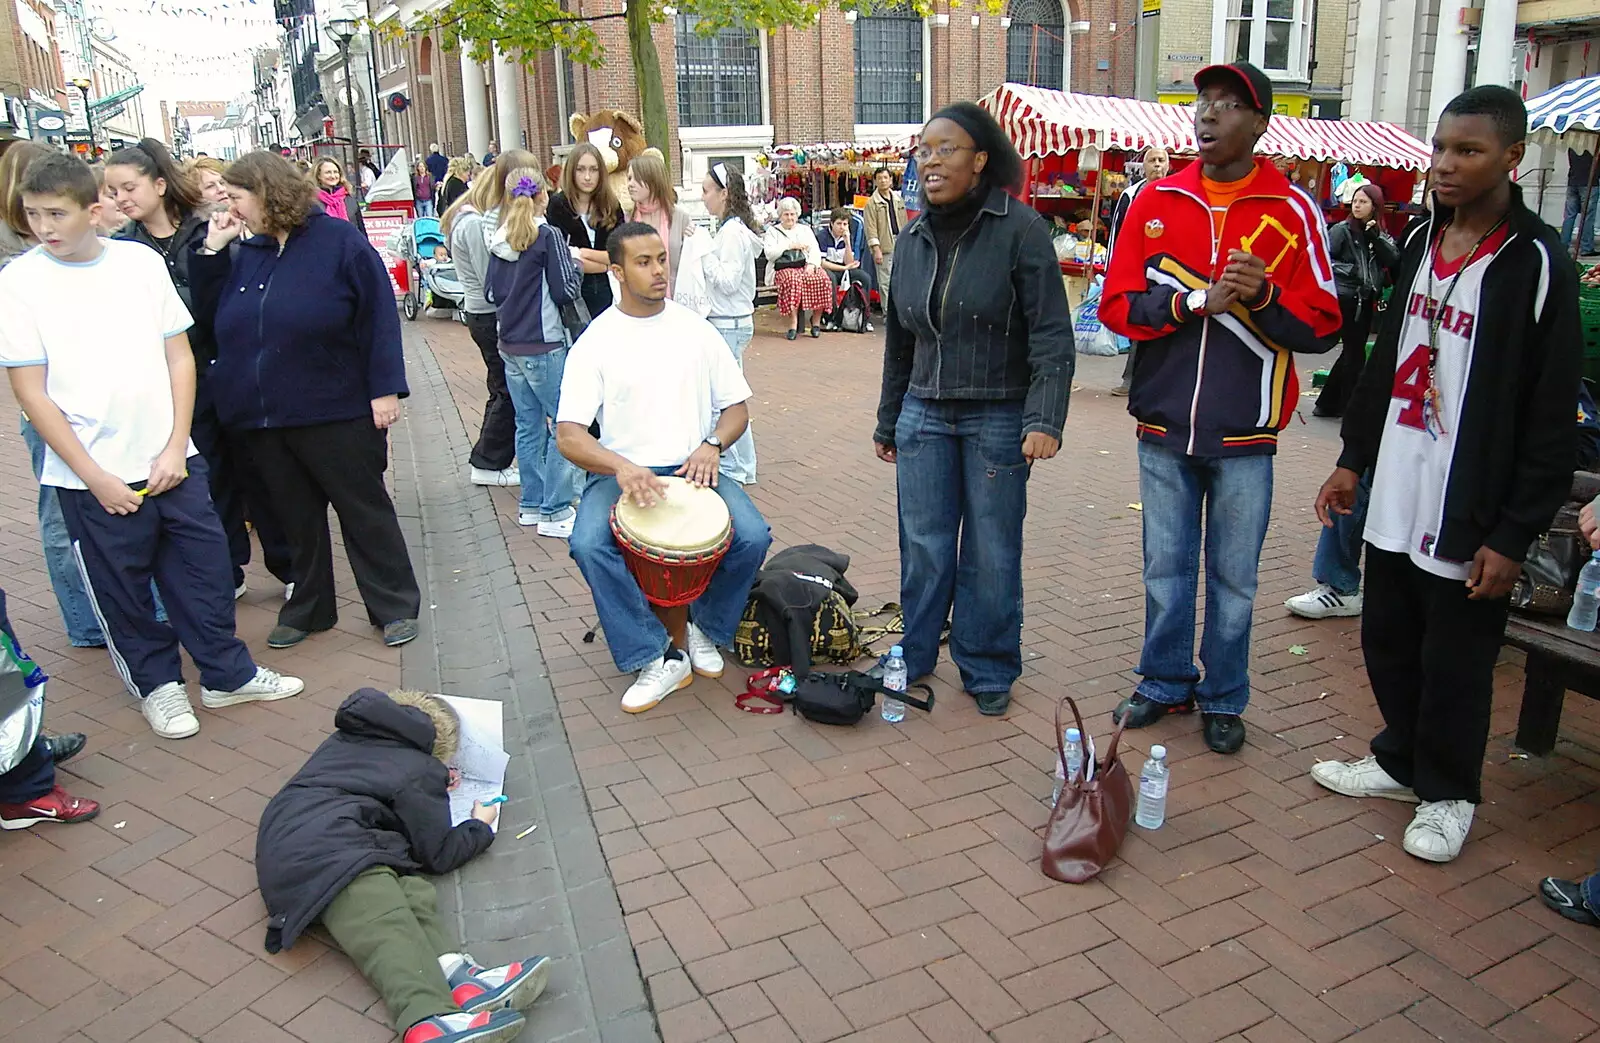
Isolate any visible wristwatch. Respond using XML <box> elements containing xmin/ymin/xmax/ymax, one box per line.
<box><xmin>1185</xmin><ymin>288</ymin><xmax>1209</xmax><ymax>318</ymax></box>
<box><xmin>704</xmin><ymin>435</ymin><xmax>724</xmax><ymax>452</ymax></box>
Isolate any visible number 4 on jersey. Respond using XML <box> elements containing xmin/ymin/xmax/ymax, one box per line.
<box><xmin>1392</xmin><ymin>344</ymin><xmax>1429</xmax><ymax>430</ymax></box>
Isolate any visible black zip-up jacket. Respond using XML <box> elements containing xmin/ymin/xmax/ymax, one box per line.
<box><xmin>1338</xmin><ymin>186</ymin><xmax>1582</xmax><ymax>564</ymax></box>
<box><xmin>1327</xmin><ymin>218</ymin><xmax>1399</xmax><ymax>304</ymax></box>
<box><xmin>875</xmin><ymin>185</ymin><xmax>1075</xmax><ymax>445</ymax></box>
<box><xmin>116</xmin><ymin>211</ymin><xmax>216</xmax><ymax>364</ymax></box>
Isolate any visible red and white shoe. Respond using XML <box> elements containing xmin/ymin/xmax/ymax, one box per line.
<box><xmin>0</xmin><ymin>786</ymin><xmax>100</xmax><ymax>829</ymax></box>
<box><xmin>442</xmin><ymin>953</ymin><xmax>552</xmax><ymax>1013</ymax></box>
<box><xmin>402</xmin><ymin>1009</ymin><xmax>525</xmax><ymax>1043</ymax></box>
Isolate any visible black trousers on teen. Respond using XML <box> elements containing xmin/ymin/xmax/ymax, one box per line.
<box><xmin>462</xmin><ymin>310</ymin><xmax>516</xmax><ymax>472</ymax></box>
<box><xmin>247</xmin><ymin>418</ymin><xmax>421</xmax><ymax>634</ymax></box>
<box><xmin>1363</xmin><ymin>547</ymin><xmax>1510</xmax><ymax>805</ymax></box>
<box><xmin>192</xmin><ymin>374</ymin><xmax>293</xmax><ymax>587</ymax></box>
<box><xmin>1314</xmin><ymin>295</ymin><xmax>1375</xmax><ymax>418</ymax></box>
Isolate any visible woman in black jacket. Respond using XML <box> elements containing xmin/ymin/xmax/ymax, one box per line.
<box><xmin>1313</xmin><ymin>182</ymin><xmax>1399</xmax><ymax>418</ymax></box>
<box><xmin>547</xmin><ymin>142</ymin><xmax>625</xmax><ymax>319</ymax></box>
<box><xmin>873</xmin><ymin>102</ymin><xmax>1076</xmax><ymax>716</ymax></box>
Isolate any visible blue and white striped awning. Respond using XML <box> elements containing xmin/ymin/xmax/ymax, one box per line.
<box><xmin>1528</xmin><ymin>75</ymin><xmax>1600</xmax><ymax>141</ymax></box>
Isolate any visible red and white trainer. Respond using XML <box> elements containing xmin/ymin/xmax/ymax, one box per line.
<box><xmin>402</xmin><ymin>1009</ymin><xmax>525</xmax><ymax>1043</ymax></box>
<box><xmin>0</xmin><ymin>786</ymin><xmax>100</xmax><ymax>829</ymax></box>
<box><xmin>442</xmin><ymin>953</ymin><xmax>552</xmax><ymax>1013</ymax></box>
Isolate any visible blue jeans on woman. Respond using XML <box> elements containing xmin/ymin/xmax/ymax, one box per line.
<box><xmin>1136</xmin><ymin>441</ymin><xmax>1274</xmax><ymax>715</ymax></box>
<box><xmin>500</xmin><ymin>348</ymin><xmax>583</xmax><ymax>521</ymax></box>
<box><xmin>1311</xmin><ymin>471</ymin><xmax>1373</xmax><ymax>596</ymax></box>
<box><xmin>894</xmin><ymin>395</ymin><xmax>1030</xmax><ymax>696</ymax></box>
<box><xmin>1563</xmin><ymin>185</ymin><xmax>1599</xmax><ymax>256</ymax></box>
<box><xmin>709</xmin><ymin>317</ymin><xmax>758</xmax><ymax>485</ymax></box>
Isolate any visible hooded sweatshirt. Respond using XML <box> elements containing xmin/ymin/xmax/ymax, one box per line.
<box><xmin>702</xmin><ymin>214</ymin><xmax>762</xmax><ymax>320</ymax></box>
<box><xmin>485</xmin><ymin>218</ymin><xmax>583</xmax><ymax>354</ymax></box>
<box><xmin>449</xmin><ymin>205</ymin><xmax>495</xmax><ymax>315</ymax></box>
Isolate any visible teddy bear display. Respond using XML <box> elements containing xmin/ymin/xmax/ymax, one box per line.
<box><xmin>562</xmin><ymin>109</ymin><xmax>659</xmax><ymax>210</ymax></box>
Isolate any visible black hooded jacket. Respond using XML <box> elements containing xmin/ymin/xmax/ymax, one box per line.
<box><xmin>254</xmin><ymin>688</ymin><xmax>494</xmax><ymax>953</ymax></box>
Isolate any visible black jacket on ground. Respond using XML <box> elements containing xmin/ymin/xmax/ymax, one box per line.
<box><xmin>744</xmin><ymin>545</ymin><xmax>859</xmax><ymax>674</ymax></box>
<box><xmin>254</xmin><ymin>688</ymin><xmax>493</xmax><ymax>953</ymax></box>
<box><xmin>1338</xmin><ymin>185</ymin><xmax>1583</xmax><ymax>565</ymax></box>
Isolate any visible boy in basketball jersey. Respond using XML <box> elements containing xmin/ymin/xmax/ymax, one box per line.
<box><xmin>1311</xmin><ymin>86</ymin><xmax>1582</xmax><ymax>863</ymax></box>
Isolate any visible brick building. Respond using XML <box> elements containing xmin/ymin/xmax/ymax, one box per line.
<box><xmin>0</xmin><ymin>0</ymin><xmax>67</xmax><ymax>117</ymax></box>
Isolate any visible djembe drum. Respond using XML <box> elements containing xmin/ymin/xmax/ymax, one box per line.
<box><xmin>610</xmin><ymin>477</ymin><xmax>733</xmax><ymax>606</ymax></box>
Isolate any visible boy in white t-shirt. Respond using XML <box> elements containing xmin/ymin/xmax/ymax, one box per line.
<box><xmin>0</xmin><ymin>153</ymin><xmax>304</xmax><ymax>741</ymax></box>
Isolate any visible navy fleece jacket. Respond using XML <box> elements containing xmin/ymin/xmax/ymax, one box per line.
<box><xmin>189</xmin><ymin>210</ymin><xmax>407</xmax><ymax>430</ymax></box>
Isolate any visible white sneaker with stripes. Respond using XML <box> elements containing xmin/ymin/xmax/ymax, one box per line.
<box><xmin>1285</xmin><ymin>583</ymin><xmax>1363</xmax><ymax>619</ymax></box>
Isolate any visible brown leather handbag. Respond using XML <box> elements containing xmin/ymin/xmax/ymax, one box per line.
<box><xmin>1041</xmin><ymin>695</ymin><xmax>1134</xmax><ymax>883</ymax></box>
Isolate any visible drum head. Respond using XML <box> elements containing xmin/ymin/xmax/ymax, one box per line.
<box><xmin>614</xmin><ymin>476</ymin><xmax>731</xmax><ymax>553</ymax></box>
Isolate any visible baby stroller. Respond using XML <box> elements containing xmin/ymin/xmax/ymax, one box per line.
<box><xmin>400</xmin><ymin>216</ymin><xmax>465</xmax><ymax>321</ymax></box>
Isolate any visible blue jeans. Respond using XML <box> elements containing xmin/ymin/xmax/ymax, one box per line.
<box><xmin>568</xmin><ymin>469</ymin><xmax>772</xmax><ymax>672</ymax></box>
<box><xmin>415</xmin><ymin>199</ymin><xmax>436</xmax><ymax>218</ymax></box>
<box><xmin>1311</xmin><ymin>470</ymin><xmax>1372</xmax><ymax>596</ymax></box>
<box><xmin>501</xmin><ymin>349</ymin><xmax>583</xmax><ymax>519</ymax></box>
<box><xmin>894</xmin><ymin>395</ymin><xmax>1030</xmax><ymax>694</ymax></box>
<box><xmin>1136</xmin><ymin>441</ymin><xmax>1273</xmax><ymax>715</ymax></box>
<box><xmin>710</xmin><ymin>317</ymin><xmax>758</xmax><ymax>485</ymax></box>
<box><xmin>1563</xmin><ymin>185</ymin><xmax>1598</xmax><ymax>255</ymax></box>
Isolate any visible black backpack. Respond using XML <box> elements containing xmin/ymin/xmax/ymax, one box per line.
<box><xmin>836</xmin><ymin>278</ymin><xmax>870</xmax><ymax>334</ymax></box>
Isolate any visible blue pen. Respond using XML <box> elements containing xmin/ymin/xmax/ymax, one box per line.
<box><xmin>483</xmin><ymin>795</ymin><xmax>508</xmax><ymax>806</ymax></box>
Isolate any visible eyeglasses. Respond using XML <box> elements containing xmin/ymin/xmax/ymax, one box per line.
<box><xmin>914</xmin><ymin>143</ymin><xmax>976</xmax><ymax>163</ymax></box>
<box><xmin>1194</xmin><ymin>99</ymin><xmax>1250</xmax><ymax>116</ymax></box>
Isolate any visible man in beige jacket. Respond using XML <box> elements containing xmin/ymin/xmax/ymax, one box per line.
<box><xmin>863</xmin><ymin>167</ymin><xmax>909</xmax><ymax>308</ymax></box>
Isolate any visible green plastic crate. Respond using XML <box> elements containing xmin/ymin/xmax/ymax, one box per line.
<box><xmin>1581</xmin><ymin>283</ymin><xmax>1600</xmax><ymax>386</ymax></box>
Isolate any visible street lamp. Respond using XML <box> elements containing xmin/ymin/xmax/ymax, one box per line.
<box><xmin>70</xmin><ymin>76</ymin><xmax>94</xmax><ymax>157</ymax></box>
<box><xmin>327</xmin><ymin>16</ymin><xmax>360</xmax><ymax>187</ymax></box>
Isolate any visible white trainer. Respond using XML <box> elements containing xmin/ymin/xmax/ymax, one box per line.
<box><xmin>1403</xmin><ymin>799</ymin><xmax>1474</xmax><ymax>862</ymax></box>
<box><xmin>201</xmin><ymin>666</ymin><xmax>306</xmax><ymax>709</ymax></box>
<box><xmin>1310</xmin><ymin>755</ymin><xmax>1420</xmax><ymax>803</ymax></box>
<box><xmin>234</xmin><ymin>581</ymin><xmax>247</xmax><ymax>600</ymax></box>
<box><xmin>471</xmin><ymin>466</ymin><xmax>521</xmax><ymax>487</ymax></box>
<box><xmin>283</xmin><ymin>582</ymin><xmax>295</xmax><ymax>602</ymax></box>
<box><xmin>1285</xmin><ymin>583</ymin><xmax>1362</xmax><ymax>619</ymax></box>
<box><xmin>621</xmin><ymin>652</ymin><xmax>692</xmax><ymax>713</ymax></box>
<box><xmin>143</xmin><ymin>681</ymin><xmax>200</xmax><ymax>739</ymax></box>
<box><xmin>517</xmin><ymin>511</ymin><xmax>538</xmax><ymax>527</ymax></box>
<box><xmin>685</xmin><ymin>622</ymin><xmax>724</xmax><ymax>678</ymax></box>
<box><xmin>536</xmin><ymin>516</ymin><xmax>575</xmax><ymax>539</ymax></box>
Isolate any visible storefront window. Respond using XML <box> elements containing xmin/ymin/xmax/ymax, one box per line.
<box><xmin>675</xmin><ymin>14</ymin><xmax>762</xmax><ymax>128</ymax></box>
<box><xmin>1006</xmin><ymin>0</ymin><xmax>1065</xmax><ymax>91</ymax></box>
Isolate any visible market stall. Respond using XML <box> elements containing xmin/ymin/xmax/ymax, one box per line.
<box><xmin>757</xmin><ymin>140</ymin><xmax>912</xmax><ymax>217</ymax></box>
<box><xmin>1525</xmin><ymin>73</ymin><xmax>1600</xmax><ymax>380</ymax></box>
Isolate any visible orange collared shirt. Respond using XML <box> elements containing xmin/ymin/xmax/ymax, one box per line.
<box><xmin>1199</xmin><ymin>167</ymin><xmax>1261</xmax><ymax>244</ymax></box>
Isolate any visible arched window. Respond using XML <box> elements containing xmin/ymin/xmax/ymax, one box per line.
<box><xmin>855</xmin><ymin>3</ymin><xmax>923</xmax><ymax>126</ymax></box>
<box><xmin>675</xmin><ymin>14</ymin><xmax>762</xmax><ymax>128</ymax></box>
<box><xmin>1006</xmin><ymin>0</ymin><xmax>1065</xmax><ymax>91</ymax></box>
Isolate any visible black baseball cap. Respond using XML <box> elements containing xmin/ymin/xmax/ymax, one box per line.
<box><xmin>1194</xmin><ymin>61</ymin><xmax>1273</xmax><ymax>116</ymax></box>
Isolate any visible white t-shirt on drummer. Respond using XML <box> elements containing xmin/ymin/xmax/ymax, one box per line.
<box><xmin>557</xmin><ymin>299</ymin><xmax>753</xmax><ymax>468</ymax></box>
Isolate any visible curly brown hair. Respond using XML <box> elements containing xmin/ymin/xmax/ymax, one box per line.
<box><xmin>223</xmin><ymin>150</ymin><xmax>315</xmax><ymax>236</ymax></box>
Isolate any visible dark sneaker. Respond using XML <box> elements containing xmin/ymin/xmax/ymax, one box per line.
<box><xmin>0</xmin><ymin>786</ymin><xmax>100</xmax><ymax>829</ymax></box>
<box><xmin>1540</xmin><ymin>877</ymin><xmax>1600</xmax><ymax>926</ymax></box>
<box><xmin>445</xmin><ymin>954</ymin><xmax>552</xmax><ymax>1013</ymax></box>
<box><xmin>974</xmin><ymin>691</ymin><xmax>1011</xmax><ymax>716</ymax></box>
<box><xmin>1110</xmin><ymin>381</ymin><xmax>1131</xmax><ymax>397</ymax></box>
<box><xmin>268</xmin><ymin>625</ymin><xmax>311</xmax><ymax>649</ymax></box>
<box><xmin>402</xmin><ymin>1009</ymin><xmax>525</xmax><ymax>1043</ymax></box>
<box><xmin>1113</xmin><ymin>693</ymin><xmax>1195</xmax><ymax>728</ymax></box>
<box><xmin>384</xmin><ymin>618</ymin><xmax>420</xmax><ymax>647</ymax></box>
<box><xmin>45</xmin><ymin>733</ymin><xmax>86</xmax><ymax>764</ymax></box>
<box><xmin>1202</xmin><ymin>712</ymin><xmax>1246</xmax><ymax>754</ymax></box>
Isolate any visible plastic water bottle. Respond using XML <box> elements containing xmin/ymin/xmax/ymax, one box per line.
<box><xmin>1568</xmin><ymin>551</ymin><xmax>1600</xmax><ymax>632</ymax></box>
<box><xmin>1050</xmin><ymin>728</ymin><xmax>1084</xmax><ymax>805</ymax></box>
<box><xmin>880</xmin><ymin>645</ymin><xmax>907</xmax><ymax>722</ymax></box>
<box><xmin>1135</xmin><ymin>745</ymin><xmax>1169</xmax><ymax>829</ymax></box>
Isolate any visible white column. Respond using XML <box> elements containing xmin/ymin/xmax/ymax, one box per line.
<box><xmin>1347</xmin><ymin>0</ymin><xmax>1384</xmax><ymax>121</ymax></box>
<box><xmin>493</xmin><ymin>46</ymin><xmax>522</xmax><ymax>150</ymax></box>
<box><xmin>1427</xmin><ymin>0</ymin><xmax>1470</xmax><ymax>137</ymax></box>
<box><xmin>460</xmin><ymin>49</ymin><xmax>490</xmax><ymax>159</ymax></box>
<box><xmin>1477</xmin><ymin>0</ymin><xmax>1518</xmax><ymax>88</ymax></box>
<box><xmin>1380</xmin><ymin>0</ymin><xmax>1420</xmax><ymax>127</ymax></box>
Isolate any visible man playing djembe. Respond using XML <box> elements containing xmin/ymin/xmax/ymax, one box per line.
<box><xmin>556</xmin><ymin>222</ymin><xmax>773</xmax><ymax>712</ymax></box>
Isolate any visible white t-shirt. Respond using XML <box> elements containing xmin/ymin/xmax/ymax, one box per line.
<box><xmin>0</xmin><ymin>240</ymin><xmax>195</xmax><ymax>490</ymax></box>
<box><xmin>557</xmin><ymin>300</ymin><xmax>752</xmax><ymax>467</ymax></box>
<box><xmin>1364</xmin><ymin>225</ymin><xmax>1509</xmax><ymax>580</ymax></box>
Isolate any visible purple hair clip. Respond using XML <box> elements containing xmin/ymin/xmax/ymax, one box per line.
<box><xmin>512</xmin><ymin>176</ymin><xmax>541</xmax><ymax>199</ymax></box>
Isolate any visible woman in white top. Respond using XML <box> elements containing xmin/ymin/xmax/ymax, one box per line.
<box><xmin>763</xmin><ymin>197</ymin><xmax>835</xmax><ymax>340</ymax></box>
<box><xmin>700</xmin><ymin>163</ymin><xmax>762</xmax><ymax>484</ymax></box>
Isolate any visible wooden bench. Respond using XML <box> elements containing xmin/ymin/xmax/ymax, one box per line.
<box><xmin>1506</xmin><ymin>615</ymin><xmax>1600</xmax><ymax>754</ymax></box>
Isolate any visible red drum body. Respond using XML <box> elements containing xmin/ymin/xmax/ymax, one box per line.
<box><xmin>610</xmin><ymin>477</ymin><xmax>733</xmax><ymax>607</ymax></box>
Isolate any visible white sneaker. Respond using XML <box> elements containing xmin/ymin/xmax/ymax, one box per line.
<box><xmin>1403</xmin><ymin>800</ymin><xmax>1474</xmax><ymax>862</ymax></box>
<box><xmin>283</xmin><ymin>582</ymin><xmax>295</xmax><ymax>602</ymax></box>
<box><xmin>200</xmin><ymin>665</ymin><xmax>306</xmax><ymax>709</ymax></box>
<box><xmin>143</xmin><ymin>681</ymin><xmax>200</xmax><ymax>739</ymax></box>
<box><xmin>471</xmin><ymin>466</ymin><xmax>521</xmax><ymax>487</ymax></box>
<box><xmin>621</xmin><ymin>652</ymin><xmax>692</xmax><ymax>713</ymax></box>
<box><xmin>685</xmin><ymin>622</ymin><xmax>724</xmax><ymax>678</ymax></box>
<box><xmin>234</xmin><ymin>581</ymin><xmax>247</xmax><ymax>600</ymax></box>
<box><xmin>1310</xmin><ymin>755</ymin><xmax>1420</xmax><ymax>803</ymax></box>
<box><xmin>536</xmin><ymin>516</ymin><xmax>575</xmax><ymax>539</ymax></box>
<box><xmin>1285</xmin><ymin>583</ymin><xmax>1362</xmax><ymax>619</ymax></box>
<box><xmin>517</xmin><ymin>511</ymin><xmax>538</xmax><ymax>527</ymax></box>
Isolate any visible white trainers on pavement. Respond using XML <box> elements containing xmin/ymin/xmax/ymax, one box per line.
<box><xmin>1310</xmin><ymin>755</ymin><xmax>1420</xmax><ymax>803</ymax></box>
<box><xmin>200</xmin><ymin>666</ymin><xmax>306</xmax><ymax>709</ymax></box>
<box><xmin>621</xmin><ymin>652</ymin><xmax>692</xmax><ymax>713</ymax></box>
<box><xmin>284</xmin><ymin>582</ymin><xmax>295</xmax><ymax>602</ymax></box>
<box><xmin>1404</xmin><ymin>799</ymin><xmax>1474</xmax><ymax>862</ymax></box>
<box><xmin>1285</xmin><ymin>583</ymin><xmax>1362</xmax><ymax>619</ymax></box>
<box><xmin>234</xmin><ymin>581</ymin><xmax>247</xmax><ymax>600</ymax></box>
<box><xmin>536</xmin><ymin>517</ymin><xmax>574</xmax><ymax>539</ymax></box>
<box><xmin>471</xmin><ymin>466</ymin><xmax>521</xmax><ymax>487</ymax></box>
<box><xmin>685</xmin><ymin>622</ymin><xmax>724</xmax><ymax>678</ymax></box>
<box><xmin>144</xmin><ymin>681</ymin><xmax>200</xmax><ymax>739</ymax></box>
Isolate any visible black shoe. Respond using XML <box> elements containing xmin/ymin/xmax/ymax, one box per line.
<box><xmin>1202</xmin><ymin>712</ymin><xmax>1246</xmax><ymax>754</ymax></box>
<box><xmin>974</xmin><ymin>691</ymin><xmax>1010</xmax><ymax>716</ymax></box>
<box><xmin>809</xmin><ymin>326</ymin><xmax>821</xmax><ymax>339</ymax></box>
<box><xmin>1541</xmin><ymin>877</ymin><xmax>1600</xmax><ymax>926</ymax></box>
<box><xmin>383</xmin><ymin>618</ymin><xmax>420</xmax><ymax>647</ymax></box>
<box><xmin>45</xmin><ymin>733</ymin><xmax>86</xmax><ymax>764</ymax></box>
<box><xmin>785</xmin><ymin>329</ymin><xmax>797</xmax><ymax>341</ymax></box>
<box><xmin>268</xmin><ymin>625</ymin><xmax>311</xmax><ymax>649</ymax></box>
<box><xmin>1112</xmin><ymin>693</ymin><xmax>1195</xmax><ymax>728</ymax></box>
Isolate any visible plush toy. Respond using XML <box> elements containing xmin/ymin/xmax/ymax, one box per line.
<box><xmin>567</xmin><ymin>109</ymin><xmax>656</xmax><ymax>209</ymax></box>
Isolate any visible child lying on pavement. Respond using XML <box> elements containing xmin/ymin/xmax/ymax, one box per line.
<box><xmin>254</xmin><ymin>687</ymin><xmax>547</xmax><ymax>1043</ymax></box>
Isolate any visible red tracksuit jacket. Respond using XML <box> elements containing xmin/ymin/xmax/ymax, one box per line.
<box><xmin>1101</xmin><ymin>157</ymin><xmax>1342</xmax><ymax>457</ymax></box>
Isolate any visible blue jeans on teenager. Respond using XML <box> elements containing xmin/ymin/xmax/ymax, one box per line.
<box><xmin>1311</xmin><ymin>471</ymin><xmax>1373</xmax><ymax>596</ymax></box>
<box><xmin>894</xmin><ymin>394</ymin><xmax>1030</xmax><ymax>695</ymax></box>
<box><xmin>709</xmin><ymin>317</ymin><xmax>758</xmax><ymax>485</ymax></box>
<box><xmin>416</xmin><ymin>199</ymin><xmax>436</xmax><ymax>218</ymax></box>
<box><xmin>500</xmin><ymin>348</ymin><xmax>583</xmax><ymax>521</ymax></box>
<box><xmin>1136</xmin><ymin>441</ymin><xmax>1274</xmax><ymax>715</ymax></box>
<box><xmin>1563</xmin><ymin>185</ymin><xmax>1599</xmax><ymax>256</ymax></box>
<box><xmin>568</xmin><ymin>469</ymin><xmax>772</xmax><ymax>672</ymax></box>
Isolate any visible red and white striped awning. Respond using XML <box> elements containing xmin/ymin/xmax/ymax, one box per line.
<box><xmin>979</xmin><ymin>83</ymin><xmax>1433</xmax><ymax>172</ymax></box>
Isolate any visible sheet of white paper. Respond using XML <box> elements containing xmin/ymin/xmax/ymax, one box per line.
<box><xmin>439</xmin><ymin>695</ymin><xmax>508</xmax><ymax>832</ymax></box>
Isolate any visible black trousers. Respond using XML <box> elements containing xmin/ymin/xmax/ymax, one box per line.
<box><xmin>463</xmin><ymin>311</ymin><xmax>516</xmax><ymax>471</ymax></box>
<box><xmin>193</xmin><ymin>374</ymin><xmax>293</xmax><ymax>586</ymax></box>
<box><xmin>1314</xmin><ymin>295</ymin><xmax>1374</xmax><ymax>418</ymax></box>
<box><xmin>248</xmin><ymin>419</ymin><xmax>421</xmax><ymax>633</ymax></box>
<box><xmin>1363</xmin><ymin>548</ymin><xmax>1509</xmax><ymax>804</ymax></box>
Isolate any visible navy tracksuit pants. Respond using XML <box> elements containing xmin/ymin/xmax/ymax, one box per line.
<box><xmin>55</xmin><ymin>454</ymin><xmax>257</xmax><ymax>699</ymax></box>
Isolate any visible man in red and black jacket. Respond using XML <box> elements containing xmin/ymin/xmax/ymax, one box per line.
<box><xmin>1101</xmin><ymin>61</ymin><xmax>1341</xmax><ymax>755</ymax></box>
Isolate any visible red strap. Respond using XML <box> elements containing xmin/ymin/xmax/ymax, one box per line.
<box><xmin>736</xmin><ymin>669</ymin><xmax>790</xmax><ymax>714</ymax></box>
